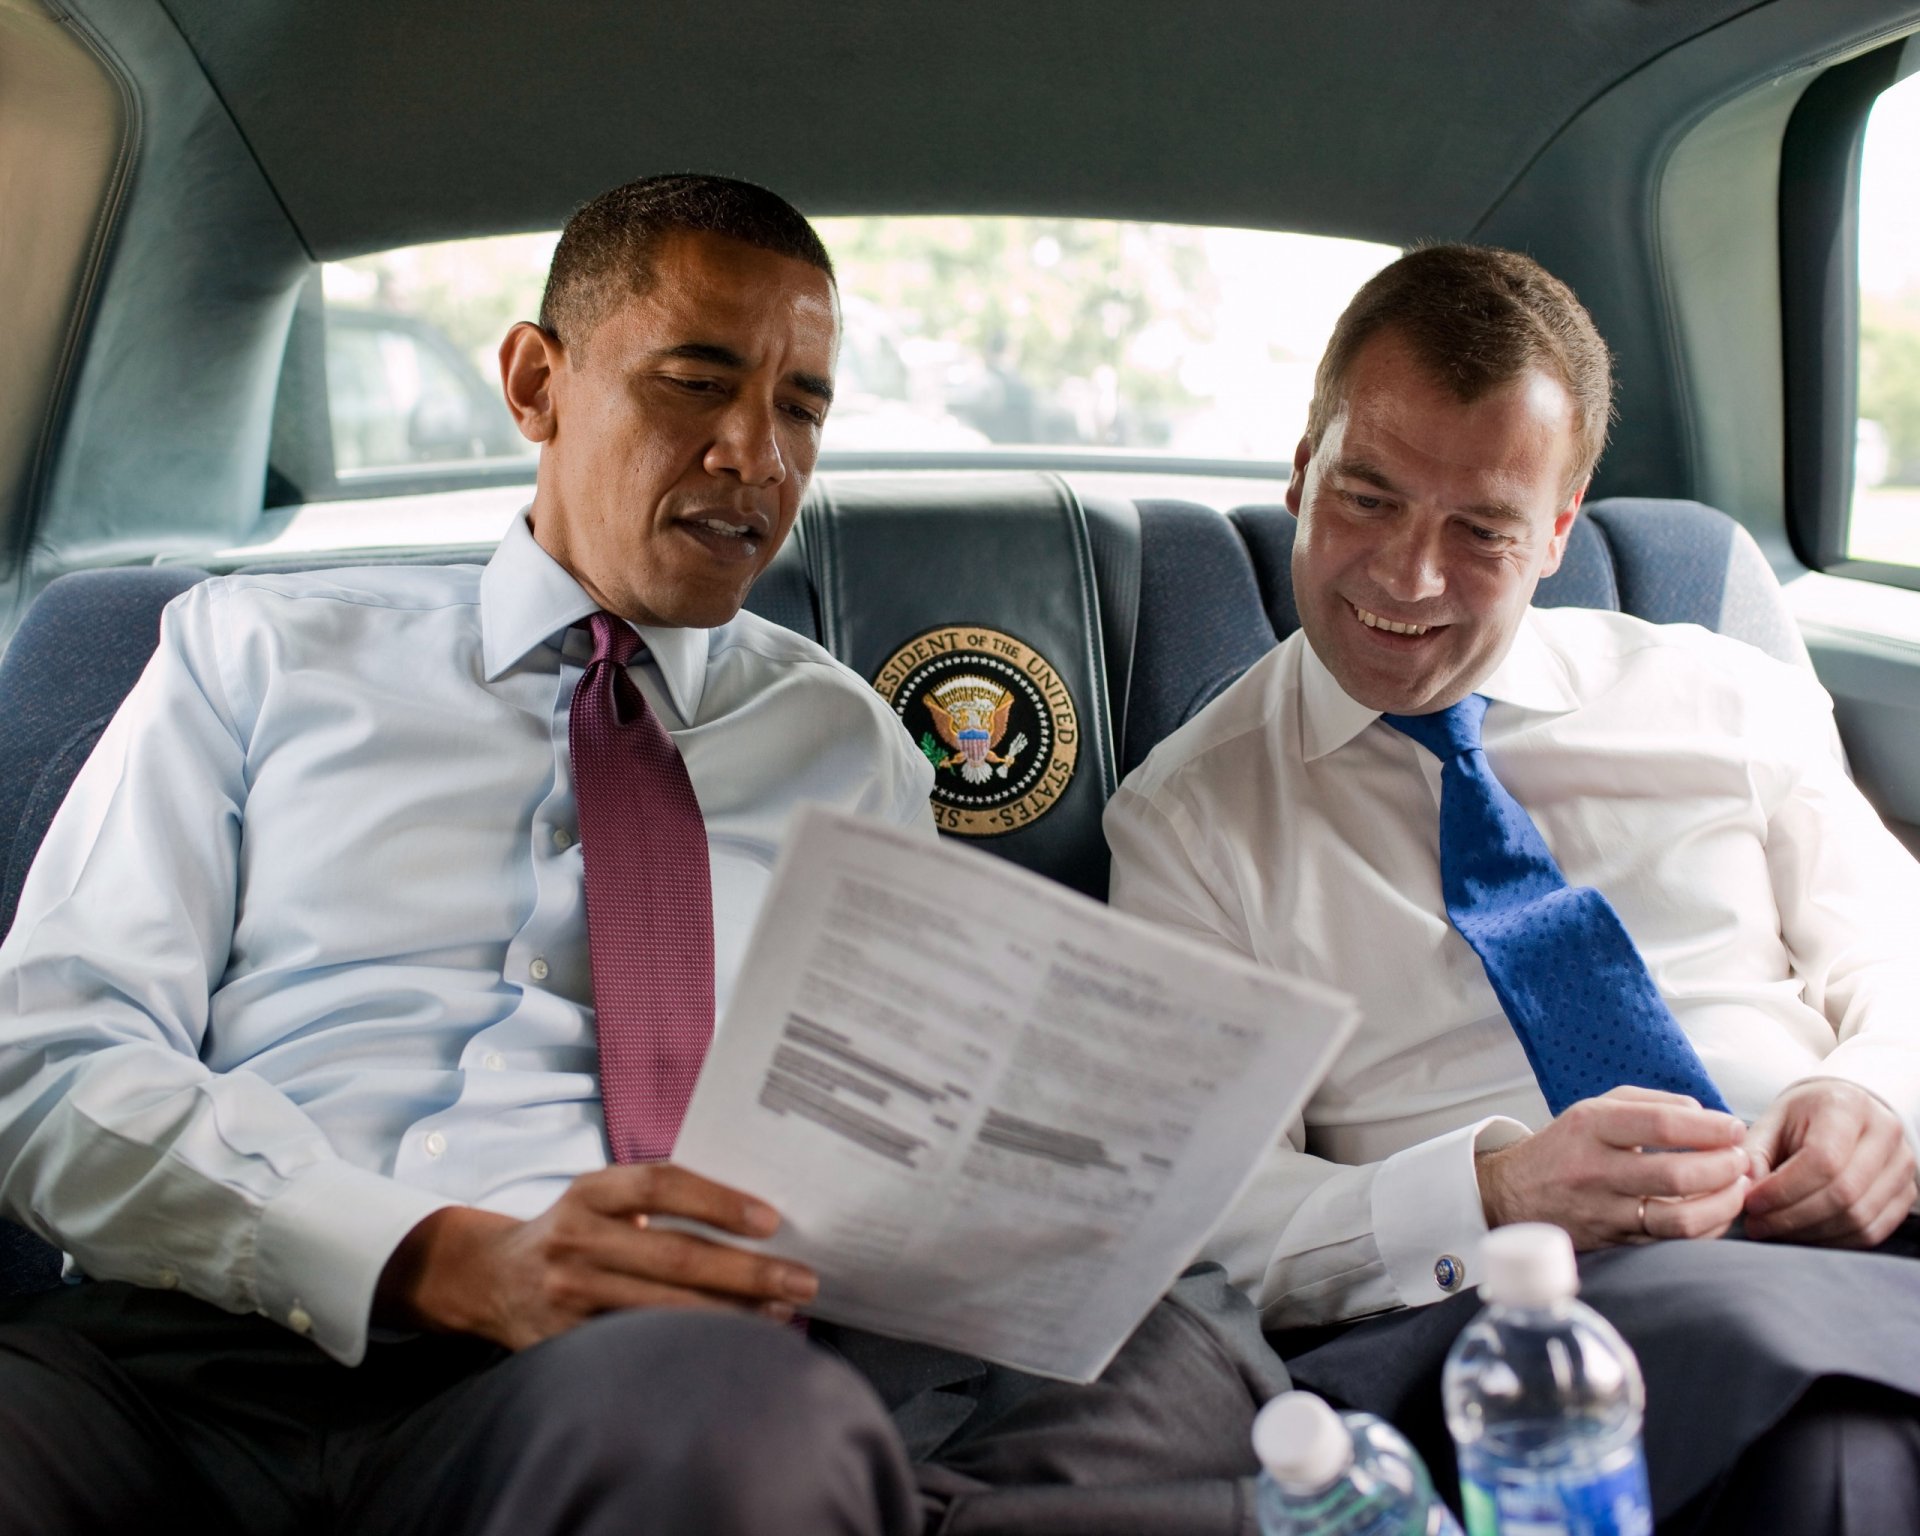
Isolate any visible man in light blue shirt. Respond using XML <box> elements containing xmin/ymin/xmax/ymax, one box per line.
<box><xmin>0</xmin><ymin>176</ymin><xmax>1284</xmax><ymax>1536</ymax></box>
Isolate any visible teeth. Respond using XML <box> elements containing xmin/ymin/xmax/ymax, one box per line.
<box><xmin>1354</xmin><ymin>604</ymin><xmax>1431</xmax><ymax>636</ymax></box>
<box><xmin>696</xmin><ymin>518</ymin><xmax>752</xmax><ymax>536</ymax></box>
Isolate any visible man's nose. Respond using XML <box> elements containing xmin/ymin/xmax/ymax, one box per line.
<box><xmin>1369</xmin><ymin>519</ymin><xmax>1447</xmax><ymax>603</ymax></box>
<box><xmin>705</xmin><ymin>396</ymin><xmax>787</xmax><ymax>488</ymax></box>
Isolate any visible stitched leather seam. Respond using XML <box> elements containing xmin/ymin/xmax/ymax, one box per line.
<box><xmin>1048</xmin><ymin>473</ymin><xmax>1118</xmax><ymax>801</ymax></box>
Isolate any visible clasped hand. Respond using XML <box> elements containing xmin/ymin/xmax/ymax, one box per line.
<box><xmin>377</xmin><ymin>1164</ymin><xmax>819</xmax><ymax>1350</ymax></box>
<box><xmin>1476</xmin><ymin>1086</ymin><xmax>1750</xmax><ymax>1249</ymax></box>
<box><xmin>1742</xmin><ymin>1079</ymin><xmax>1916</xmax><ymax>1249</ymax></box>
<box><xmin>1478</xmin><ymin>1081</ymin><xmax>1917</xmax><ymax>1252</ymax></box>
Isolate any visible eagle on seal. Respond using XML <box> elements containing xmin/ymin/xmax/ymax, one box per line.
<box><xmin>925</xmin><ymin>676</ymin><xmax>1027</xmax><ymax>784</ymax></box>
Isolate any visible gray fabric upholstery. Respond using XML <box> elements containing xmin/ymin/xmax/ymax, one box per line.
<box><xmin>1585</xmin><ymin>498</ymin><xmax>1809</xmax><ymax>668</ymax></box>
<box><xmin>1539</xmin><ymin>513</ymin><xmax>1623</xmax><ymax>610</ymax></box>
<box><xmin>1126</xmin><ymin>503</ymin><xmax>1277</xmax><ymax>776</ymax></box>
<box><xmin>1224</xmin><ymin>505</ymin><xmax>1302</xmax><ymax>643</ymax></box>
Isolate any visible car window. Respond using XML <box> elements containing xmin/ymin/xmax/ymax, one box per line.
<box><xmin>1852</xmin><ymin>67</ymin><xmax>1920</xmax><ymax>567</ymax></box>
<box><xmin>293</xmin><ymin>218</ymin><xmax>1395</xmax><ymax>515</ymax></box>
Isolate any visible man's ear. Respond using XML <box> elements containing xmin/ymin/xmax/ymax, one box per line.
<box><xmin>500</xmin><ymin>322</ymin><xmax>562</xmax><ymax>444</ymax></box>
<box><xmin>1537</xmin><ymin>481</ymin><xmax>1587</xmax><ymax>579</ymax></box>
<box><xmin>1284</xmin><ymin>435</ymin><xmax>1314</xmax><ymax>518</ymax></box>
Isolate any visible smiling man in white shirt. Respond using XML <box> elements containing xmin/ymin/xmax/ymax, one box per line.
<box><xmin>1106</xmin><ymin>245</ymin><xmax>1920</xmax><ymax>1531</ymax></box>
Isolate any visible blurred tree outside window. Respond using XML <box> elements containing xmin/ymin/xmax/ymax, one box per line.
<box><xmin>314</xmin><ymin>219</ymin><xmax>1395</xmax><ymax>480</ymax></box>
<box><xmin>1853</xmin><ymin>67</ymin><xmax>1920</xmax><ymax>565</ymax></box>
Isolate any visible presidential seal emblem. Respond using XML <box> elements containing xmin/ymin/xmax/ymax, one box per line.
<box><xmin>872</xmin><ymin>625</ymin><xmax>1080</xmax><ymax>837</ymax></box>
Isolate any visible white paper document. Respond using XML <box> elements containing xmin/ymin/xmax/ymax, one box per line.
<box><xmin>672</xmin><ymin>807</ymin><xmax>1358</xmax><ymax>1382</ymax></box>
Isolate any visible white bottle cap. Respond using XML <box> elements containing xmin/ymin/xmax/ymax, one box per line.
<box><xmin>1478</xmin><ymin>1222</ymin><xmax>1579</xmax><ymax>1307</ymax></box>
<box><xmin>1251</xmin><ymin>1390</ymin><xmax>1354</xmax><ymax>1492</ymax></box>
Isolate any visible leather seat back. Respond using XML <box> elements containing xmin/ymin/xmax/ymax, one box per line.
<box><xmin>797</xmin><ymin>473</ymin><xmax>1134</xmax><ymax>898</ymax></box>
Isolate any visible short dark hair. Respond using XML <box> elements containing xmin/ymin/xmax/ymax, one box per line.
<box><xmin>1307</xmin><ymin>244</ymin><xmax>1614</xmax><ymax>489</ymax></box>
<box><xmin>539</xmin><ymin>173</ymin><xmax>835</xmax><ymax>348</ymax></box>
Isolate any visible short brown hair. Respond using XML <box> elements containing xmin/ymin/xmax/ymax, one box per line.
<box><xmin>1306</xmin><ymin>244</ymin><xmax>1614</xmax><ymax>489</ymax></box>
<box><xmin>539</xmin><ymin>173</ymin><xmax>835</xmax><ymax>349</ymax></box>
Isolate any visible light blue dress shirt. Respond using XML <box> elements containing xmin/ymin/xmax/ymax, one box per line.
<box><xmin>0</xmin><ymin>512</ymin><xmax>935</xmax><ymax>1363</ymax></box>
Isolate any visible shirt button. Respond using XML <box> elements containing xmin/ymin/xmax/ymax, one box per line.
<box><xmin>528</xmin><ymin>957</ymin><xmax>551</xmax><ymax>982</ymax></box>
<box><xmin>1434</xmin><ymin>1254</ymin><xmax>1465</xmax><ymax>1293</ymax></box>
<box><xmin>154</xmin><ymin>1267</ymin><xmax>180</xmax><ymax>1290</ymax></box>
<box><xmin>552</xmin><ymin>827</ymin><xmax>574</xmax><ymax>851</ymax></box>
<box><xmin>484</xmin><ymin>1052</ymin><xmax>506</xmax><ymax>1072</ymax></box>
<box><xmin>287</xmin><ymin>1305</ymin><xmax>314</xmax><ymax>1335</ymax></box>
<box><xmin>424</xmin><ymin>1131</ymin><xmax>448</xmax><ymax>1158</ymax></box>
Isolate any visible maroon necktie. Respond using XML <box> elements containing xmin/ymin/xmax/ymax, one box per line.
<box><xmin>569</xmin><ymin>612</ymin><xmax>715</xmax><ymax>1164</ymax></box>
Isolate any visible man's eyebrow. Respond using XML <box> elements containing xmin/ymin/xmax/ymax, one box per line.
<box><xmin>790</xmin><ymin>370</ymin><xmax>834</xmax><ymax>406</ymax></box>
<box><xmin>654</xmin><ymin>342</ymin><xmax>747</xmax><ymax>369</ymax></box>
<box><xmin>649</xmin><ymin>343</ymin><xmax>834</xmax><ymax>405</ymax></box>
<box><xmin>1332</xmin><ymin>458</ymin><xmax>1401</xmax><ymax>493</ymax></box>
<box><xmin>1334</xmin><ymin>458</ymin><xmax>1530</xmax><ymax>525</ymax></box>
<box><xmin>1459</xmin><ymin>500</ymin><xmax>1530</xmax><ymax>525</ymax></box>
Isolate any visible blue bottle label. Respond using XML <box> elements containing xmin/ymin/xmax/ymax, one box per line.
<box><xmin>1460</xmin><ymin>1448</ymin><xmax>1652</xmax><ymax>1536</ymax></box>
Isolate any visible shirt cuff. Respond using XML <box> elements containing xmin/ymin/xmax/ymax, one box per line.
<box><xmin>1371</xmin><ymin>1116</ymin><xmax>1530</xmax><ymax>1308</ymax></box>
<box><xmin>254</xmin><ymin>1160</ymin><xmax>458</xmax><ymax>1366</ymax></box>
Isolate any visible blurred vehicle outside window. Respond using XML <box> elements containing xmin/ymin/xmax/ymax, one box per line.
<box><xmin>1852</xmin><ymin>68</ymin><xmax>1920</xmax><ymax>566</ymax></box>
<box><xmin>310</xmin><ymin>217</ymin><xmax>1396</xmax><ymax>486</ymax></box>
<box><xmin>320</xmin><ymin>236</ymin><xmax>553</xmax><ymax>480</ymax></box>
<box><xmin>325</xmin><ymin>307</ymin><xmax>532</xmax><ymax>471</ymax></box>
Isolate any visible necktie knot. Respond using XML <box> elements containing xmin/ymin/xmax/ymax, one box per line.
<box><xmin>1383</xmin><ymin>693</ymin><xmax>1489</xmax><ymax>761</ymax></box>
<box><xmin>587</xmin><ymin>611</ymin><xmax>642</xmax><ymax>669</ymax></box>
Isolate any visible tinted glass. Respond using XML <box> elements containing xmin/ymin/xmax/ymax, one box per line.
<box><xmin>312</xmin><ymin>218</ymin><xmax>1395</xmax><ymax>495</ymax></box>
<box><xmin>1853</xmin><ymin>68</ymin><xmax>1920</xmax><ymax>565</ymax></box>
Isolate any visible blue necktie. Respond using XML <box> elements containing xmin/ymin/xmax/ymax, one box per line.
<box><xmin>1383</xmin><ymin>695</ymin><xmax>1728</xmax><ymax>1116</ymax></box>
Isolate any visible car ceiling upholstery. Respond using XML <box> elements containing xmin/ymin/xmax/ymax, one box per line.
<box><xmin>159</xmin><ymin>0</ymin><xmax>1772</xmax><ymax>257</ymax></box>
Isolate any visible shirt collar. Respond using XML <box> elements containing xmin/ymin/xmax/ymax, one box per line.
<box><xmin>480</xmin><ymin>508</ymin><xmax>710</xmax><ymax>723</ymax></box>
<box><xmin>1299</xmin><ymin>609</ymin><xmax>1579</xmax><ymax>762</ymax></box>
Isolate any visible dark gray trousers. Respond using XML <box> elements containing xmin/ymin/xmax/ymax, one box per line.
<box><xmin>1283</xmin><ymin>1223</ymin><xmax>1920</xmax><ymax>1535</ymax></box>
<box><xmin>0</xmin><ymin>1265</ymin><xmax>1285</xmax><ymax>1536</ymax></box>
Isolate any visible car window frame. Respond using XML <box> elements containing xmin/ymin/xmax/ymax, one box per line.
<box><xmin>1779</xmin><ymin>32</ymin><xmax>1920</xmax><ymax>588</ymax></box>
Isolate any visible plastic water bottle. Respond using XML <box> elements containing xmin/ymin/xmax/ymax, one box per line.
<box><xmin>1441</xmin><ymin>1224</ymin><xmax>1654</xmax><ymax>1536</ymax></box>
<box><xmin>1253</xmin><ymin>1389</ymin><xmax>1464</xmax><ymax>1536</ymax></box>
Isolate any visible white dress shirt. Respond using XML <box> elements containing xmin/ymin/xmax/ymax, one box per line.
<box><xmin>0</xmin><ymin>512</ymin><xmax>934</xmax><ymax>1364</ymax></box>
<box><xmin>1105</xmin><ymin>607</ymin><xmax>1920</xmax><ymax>1329</ymax></box>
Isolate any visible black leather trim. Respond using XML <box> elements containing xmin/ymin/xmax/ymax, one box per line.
<box><xmin>1079</xmin><ymin>492</ymin><xmax>1141</xmax><ymax>776</ymax></box>
<box><xmin>798</xmin><ymin>472</ymin><xmax>1121</xmax><ymax>897</ymax></box>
